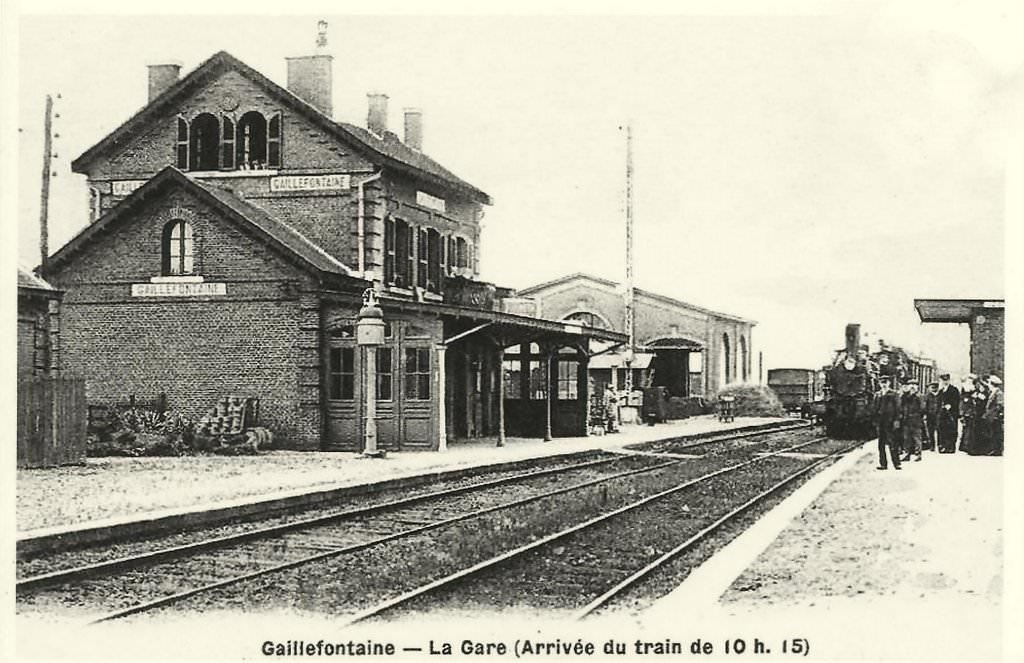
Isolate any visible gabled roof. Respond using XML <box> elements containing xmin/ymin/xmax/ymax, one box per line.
<box><xmin>45</xmin><ymin>166</ymin><xmax>362</xmax><ymax>281</ymax></box>
<box><xmin>517</xmin><ymin>272</ymin><xmax>756</xmax><ymax>325</ymax></box>
<box><xmin>18</xmin><ymin>266</ymin><xmax>61</xmax><ymax>294</ymax></box>
<box><xmin>72</xmin><ymin>51</ymin><xmax>491</xmax><ymax>205</ymax></box>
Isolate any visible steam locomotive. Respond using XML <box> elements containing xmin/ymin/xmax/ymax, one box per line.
<box><xmin>823</xmin><ymin>323</ymin><xmax>937</xmax><ymax>438</ymax></box>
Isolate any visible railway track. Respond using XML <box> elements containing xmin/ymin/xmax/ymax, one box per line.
<box><xmin>343</xmin><ymin>436</ymin><xmax>858</xmax><ymax>624</ymax></box>
<box><xmin>16</xmin><ymin>422</ymin><xmax>814</xmax><ymax>623</ymax></box>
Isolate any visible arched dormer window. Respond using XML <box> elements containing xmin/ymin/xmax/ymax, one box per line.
<box><xmin>237</xmin><ymin>111</ymin><xmax>267</xmax><ymax>169</ymax></box>
<box><xmin>176</xmin><ymin>111</ymin><xmax>282</xmax><ymax>171</ymax></box>
<box><xmin>162</xmin><ymin>220</ymin><xmax>194</xmax><ymax>275</ymax></box>
<box><xmin>189</xmin><ymin>113</ymin><xmax>220</xmax><ymax>171</ymax></box>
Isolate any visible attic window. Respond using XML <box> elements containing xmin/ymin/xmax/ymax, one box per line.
<box><xmin>162</xmin><ymin>220</ymin><xmax>195</xmax><ymax>275</ymax></box>
<box><xmin>189</xmin><ymin>113</ymin><xmax>220</xmax><ymax>171</ymax></box>
<box><xmin>237</xmin><ymin>111</ymin><xmax>267</xmax><ymax>169</ymax></box>
<box><xmin>175</xmin><ymin>111</ymin><xmax>282</xmax><ymax>172</ymax></box>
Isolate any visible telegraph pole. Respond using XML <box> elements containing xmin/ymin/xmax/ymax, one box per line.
<box><xmin>38</xmin><ymin>94</ymin><xmax>54</xmax><ymax>274</ymax></box>
<box><xmin>623</xmin><ymin>122</ymin><xmax>635</xmax><ymax>390</ymax></box>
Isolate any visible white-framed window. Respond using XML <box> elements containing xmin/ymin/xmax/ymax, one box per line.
<box><xmin>162</xmin><ymin>219</ymin><xmax>195</xmax><ymax>275</ymax></box>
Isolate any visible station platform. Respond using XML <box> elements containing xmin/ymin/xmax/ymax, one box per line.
<box><xmin>16</xmin><ymin>416</ymin><xmax>792</xmax><ymax>554</ymax></box>
<box><xmin>644</xmin><ymin>445</ymin><xmax>1006</xmax><ymax>661</ymax></box>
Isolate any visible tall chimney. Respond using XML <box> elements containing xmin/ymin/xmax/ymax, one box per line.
<box><xmin>367</xmin><ymin>93</ymin><xmax>389</xmax><ymax>136</ymax></box>
<box><xmin>286</xmin><ymin>55</ymin><xmax>333</xmax><ymax>117</ymax></box>
<box><xmin>147</xmin><ymin>62</ymin><xmax>182</xmax><ymax>102</ymax></box>
<box><xmin>403</xmin><ymin>107</ymin><xmax>423</xmax><ymax>150</ymax></box>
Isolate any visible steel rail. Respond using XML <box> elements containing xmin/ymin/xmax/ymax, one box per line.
<box><xmin>340</xmin><ymin>434</ymin><xmax>829</xmax><ymax>627</ymax></box>
<box><xmin>20</xmin><ymin>421</ymin><xmax>801</xmax><ymax>594</ymax></box>
<box><xmin>86</xmin><ymin>455</ymin><xmax>692</xmax><ymax>623</ymax></box>
<box><xmin>571</xmin><ymin>439</ymin><xmax>865</xmax><ymax>619</ymax></box>
<box><xmin>84</xmin><ymin>425</ymin><xmax>810</xmax><ymax>624</ymax></box>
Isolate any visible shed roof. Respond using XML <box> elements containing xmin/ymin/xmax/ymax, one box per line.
<box><xmin>914</xmin><ymin>299</ymin><xmax>1004</xmax><ymax>323</ymax></box>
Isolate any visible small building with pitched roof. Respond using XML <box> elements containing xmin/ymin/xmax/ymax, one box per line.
<box><xmin>17</xmin><ymin>267</ymin><xmax>63</xmax><ymax>379</ymax></box>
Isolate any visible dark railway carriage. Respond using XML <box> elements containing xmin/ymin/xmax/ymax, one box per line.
<box><xmin>767</xmin><ymin>368</ymin><xmax>824</xmax><ymax>415</ymax></box>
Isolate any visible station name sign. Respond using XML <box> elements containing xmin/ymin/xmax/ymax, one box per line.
<box><xmin>416</xmin><ymin>191</ymin><xmax>447</xmax><ymax>213</ymax></box>
<box><xmin>131</xmin><ymin>282</ymin><xmax>227</xmax><ymax>297</ymax></box>
<box><xmin>270</xmin><ymin>174</ymin><xmax>351</xmax><ymax>192</ymax></box>
<box><xmin>112</xmin><ymin>180</ymin><xmax>147</xmax><ymax>196</ymax></box>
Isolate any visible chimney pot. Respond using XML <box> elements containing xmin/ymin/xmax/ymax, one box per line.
<box><xmin>367</xmin><ymin>93</ymin><xmax>389</xmax><ymax>136</ymax></box>
<box><xmin>403</xmin><ymin>107</ymin><xmax>423</xmax><ymax>150</ymax></box>
<box><xmin>286</xmin><ymin>54</ymin><xmax>334</xmax><ymax>117</ymax></box>
<box><xmin>147</xmin><ymin>62</ymin><xmax>182</xmax><ymax>103</ymax></box>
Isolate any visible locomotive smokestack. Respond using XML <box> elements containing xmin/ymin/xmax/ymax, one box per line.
<box><xmin>845</xmin><ymin>324</ymin><xmax>861</xmax><ymax>359</ymax></box>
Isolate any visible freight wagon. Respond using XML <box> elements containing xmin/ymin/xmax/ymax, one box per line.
<box><xmin>767</xmin><ymin>368</ymin><xmax>824</xmax><ymax>415</ymax></box>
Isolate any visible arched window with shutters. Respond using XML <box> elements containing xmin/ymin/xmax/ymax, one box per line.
<box><xmin>236</xmin><ymin>111</ymin><xmax>268</xmax><ymax>169</ymax></box>
<box><xmin>162</xmin><ymin>220</ymin><xmax>195</xmax><ymax>276</ymax></box>
<box><xmin>189</xmin><ymin>113</ymin><xmax>220</xmax><ymax>171</ymax></box>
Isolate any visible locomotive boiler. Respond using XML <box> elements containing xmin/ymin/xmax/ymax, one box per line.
<box><xmin>823</xmin><ymin>324</ymin><xmax>875</xmax><ymax>438</ymax></box>
<box><xmin>823</xmin><ymin>323</ymin><xmax>939</xmax><ymax>439</ymax></box>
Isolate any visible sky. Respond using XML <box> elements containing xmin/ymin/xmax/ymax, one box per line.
<box><xmin>11</xmin><ymin>3</ymin><xmax>1021</xmax><ymax>377</ymax></box>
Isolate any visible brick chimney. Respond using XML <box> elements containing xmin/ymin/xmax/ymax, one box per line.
<box><xmin>147</xmin><ymin>62</ymin><xmax>182</xmax><ymax>102</ymax></box>
<box><xmin>367</xmin><ymin>93</ymin><xmax>388</xmax><ymax>136</ymax></box>
<box><xmin>403</xmin><ymin>107</ymin><xmax>423</xmax><ymax>150</ymax></box>
<box><xmin>286</xmin><ymin>54</ymin><xmax>334</xmax><ymax>117</ymax></box>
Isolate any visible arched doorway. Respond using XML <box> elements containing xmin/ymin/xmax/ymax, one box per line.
<box><xmin>721</xmin><ymin>333</ymin><xmax>732</xmax><ymax>387</ymax></box>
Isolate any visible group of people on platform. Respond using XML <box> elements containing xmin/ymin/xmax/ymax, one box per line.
<box><xmin>874</xmin><ymin>372</ymin><xmax>1004</xmax><ymax>470</ymax></box>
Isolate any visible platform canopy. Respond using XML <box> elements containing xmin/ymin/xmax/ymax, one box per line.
<box><xmin>914</xmin><ymin>299</ymin><xmax>1004</xmax><ymax>323</ymax></box>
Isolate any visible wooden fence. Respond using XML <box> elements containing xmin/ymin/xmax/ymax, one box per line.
<box><xmin>17</xmin><ymin>377</ymin><xmax>87</xmax><ymax>469</ymax></box>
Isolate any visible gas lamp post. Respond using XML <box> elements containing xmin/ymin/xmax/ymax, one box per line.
<box><xmin>357</xmin><ymin>288</ymin><xmax>386</xmax><ymax>458</ymax></box>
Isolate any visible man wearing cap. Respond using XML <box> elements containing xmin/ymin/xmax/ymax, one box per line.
<box><xmin>899</xmin><ymin>378</ymin><xmax>924</xmax><ymax>462</ymax></box>
<box><xmin>982</xmin><ymin>375</ymin><xmax>1004</xmax><ymax>456</ymax></box>
<box><xmin>874</xmin><ymin>376</ymin><xmax>902</xmax><ymax>470</ymax></box>
<box><xmin>936</xmin><ymin>373</ymin><xmax>960</xmax><ymax>453</ymax></box>
<box><xmin>923</xmin><ymin>381</ymin><xmax>940</xmax><ymax>452</ymax></box>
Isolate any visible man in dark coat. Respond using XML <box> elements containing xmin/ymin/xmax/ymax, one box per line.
<box><xmin>936</xmin><ymin>373</ymin><xmax>960</xmax><ymax>453</ymax></box>
<box><xmin>874</xmin><ymin>376</ymin><xmax>902</xmax><ymax>470</ymax></box>
<box><xmin>923</xmin><ymin>382</ymin><xmax>940</xmax><ymax>451</ymax></box>
<box><xmin>899</xmin><ymin>378</ymin><xmax>924</xmax><ymax>462</ymax></box>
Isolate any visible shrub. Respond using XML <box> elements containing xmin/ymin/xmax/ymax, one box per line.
<box><xmin>715</xmin><ymin>383</ymin><xmax>785</xmax><ymax>417</ymax></box>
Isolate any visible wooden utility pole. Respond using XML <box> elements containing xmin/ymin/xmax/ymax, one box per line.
<box><xmin>623</xmin><ymin>123</ymin><xmax>635</xmax><ymax>390</ymax></box>
<box><xmin>38</xmin><ymin>94</ymin><xmax>54</xmax><ymax>274</ymax></box>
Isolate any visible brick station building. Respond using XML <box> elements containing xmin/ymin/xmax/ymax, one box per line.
<box><xmin>45</xmin><ymin>49</ymin><xmax>624</xmax><ymax>451</ymax></box>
